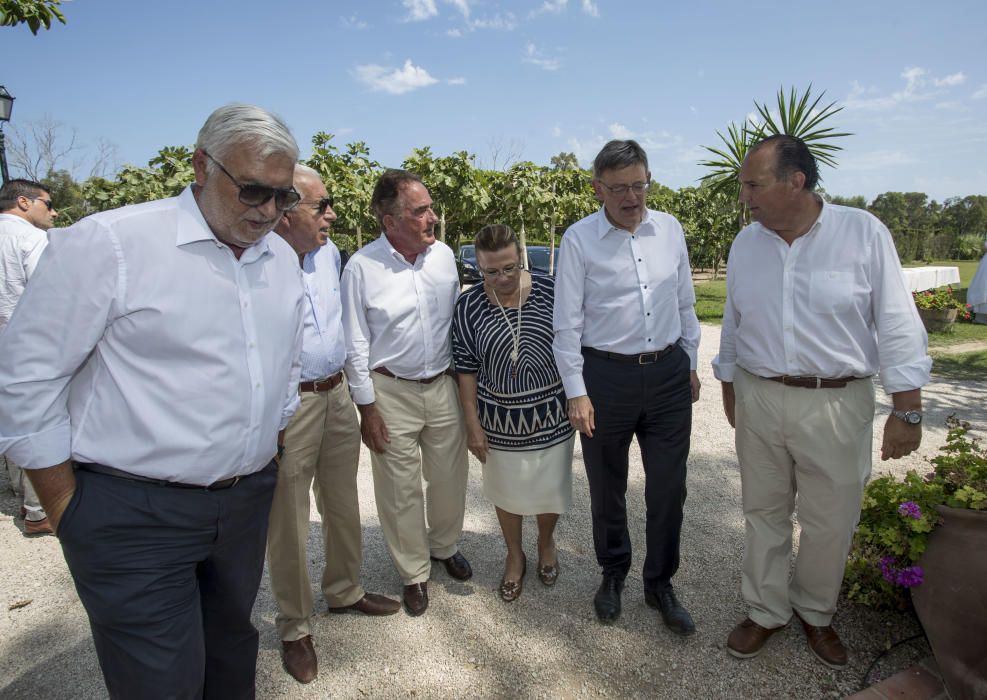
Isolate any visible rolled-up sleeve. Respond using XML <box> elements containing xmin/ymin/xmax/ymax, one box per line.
<box><xmin>340</xmin><ymin>262</ymin><xmax>375</xmax><ymax>405</ymax></box>
<box><xmin>0</xmin><ymin>222</ymin><xmax>121</xmax><ymax>468</ymax></box>
<box><xmin>552</xmin><ymin>233</ymin><xmax>588</xmax><ymax>398</ymax></box>
<box><xmin>675</xmin><ymin>229</ymin><xmax>701</xmax><ymax>370</ymax></box>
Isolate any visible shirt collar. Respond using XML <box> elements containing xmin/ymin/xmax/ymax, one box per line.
<box><xmin>0</xmin><ymin>212</ymin><xmax>42</xmax><ymax>232</ymax></box>
<box><xmin>382</xmin><ymin>232</ymin><xmax>432</xmax><ymax>264</ymax></box>
<box><xmin>176</xmin><ymin>186</ymin><xmax>272</xmax><ymax>258</ymax></box>
<box><xmin>594</xmin><ymin>206</ymin><xmax>657</xmax><ymax>239</ymax></box>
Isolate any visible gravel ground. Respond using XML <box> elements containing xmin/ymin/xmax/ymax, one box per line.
<box><xmin>2</xmin><ymin>323</ymin><xmax>984</xmax><ymax>699</ymax></box>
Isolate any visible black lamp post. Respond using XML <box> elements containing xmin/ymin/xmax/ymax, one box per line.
<box><xmin>0</xmin><ymin>86</ymin><xmax>14</xmax><ymax>185</ymax></box>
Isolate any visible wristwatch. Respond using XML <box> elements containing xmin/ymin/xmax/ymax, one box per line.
<box><xmin>891</xmin><ymin>409</ymin><xmax>923</xmax><ymax>425</ymax></box>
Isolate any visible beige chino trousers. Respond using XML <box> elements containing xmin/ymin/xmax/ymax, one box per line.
<box><xmin>734</xmin><ymin>368</ymin><xmax>874</xmax><ymax>629</ymax></box>
<box><xmin>370</xmin><ymin>372</ymin><xmax>469</xmax><ymax>585</ymax></box>
<box><xmin>266</xmin><ymin>378</ymin><xmax>363</xmax><ymax>642</ymax></box>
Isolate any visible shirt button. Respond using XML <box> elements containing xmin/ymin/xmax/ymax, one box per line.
<box><xmin>249</xmin><ymin>342</ymin><xmax>255</xmax><ymax>348</ymax></box>
<box><xmin>647</xmin><ymin>312</ymin><xmax>651</xmax><ymax>316</ymax></box>
<box><xmin>255</xmin><ymin>382</ymin><xmax>261</xmax><ymax>388</ymax></box>
<box><xmin>243</xmin><ymin>301</ymin><xmax>248</xmax><ymax>308</ymax></box>
<box><xmin>647</xmin><ymin>338</ymin><xmax>652</xmax><ymax>342</ymax></box>
<box><xmin>643</xmin><ymin>285</ymin><xmax>648</xmax><ymax>289</ymax></box>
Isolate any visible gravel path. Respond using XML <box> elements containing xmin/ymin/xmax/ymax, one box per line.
<box><xmin>2</xmin><ymin>323</ymin><xmax>984</xmax><ymax>699</ymax></box>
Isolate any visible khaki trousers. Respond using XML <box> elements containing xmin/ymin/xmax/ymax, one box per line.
<box><xmin>370</xmin><ymin>372</ymin><xmax>468</xmax><ymax>585</ymax></box>
<box><xmin>734</xmin><ymin>368</ymin><xmax>874</xmax><ymax>628</ymax></box>
<box><xmin>266</xmin><ymin>378</ymin><xmax>362</xmax><ymax>641</ymax></box>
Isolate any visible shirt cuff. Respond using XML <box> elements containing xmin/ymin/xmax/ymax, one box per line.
<box><xmin>711</xmin><ymin>355</ymin><xmax>736</xmax><ymax>383</ymax></box>
<box><xmin>879</xmin><ymin>357</ymin><xmax>932</xmax><ymax>394</ymax></box>
<box><xmin>349</xmin><ymin>380</ymin><xmax>376</xmax><ymax>405</ymax></box>
<box><xmin>1</xmin><ymin>422</ymin><xmax>73</xmax><ymax>469</ymax></box>
<box><xmin>279</xmin><ymin>394</ymin><xmax>301</xmax><ymax>431</ymax></box>
<box><xmin>561</xmin><ymin>373</ymin><xmax>587</xmax><ymax>399</ymax></box>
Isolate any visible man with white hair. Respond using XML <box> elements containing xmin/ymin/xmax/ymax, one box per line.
<box><xmin>267</xmin><ymin>164</ymin><xmax>400</xmax><ymax>685</ymax></box>
<box><xmin>0</xmin><ymin>104</ymin><xmax>305</xmax><ymax>699</ymax></box>
<box><xmin>0</xmin><ymin>178</ymin><xmax>58</xmax><ymax>535</ymax></box>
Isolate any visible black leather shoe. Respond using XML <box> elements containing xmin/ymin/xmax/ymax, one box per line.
<box><xmin>593</xmin><ymin>575</ymin><xmax>624</xmax><ymax>624</ymax></box>
<box><xmin>430</xmin><ymin>551</ymin><xmax>473</xmax><ymax>581</ymax></box>
<box><xmin>403</xmin><ymin>582</ymin><xmax>429</xmax><ymax>616</ymax></box>
<box><xmin>645</xmin><ymin>586</ymin><xmax>696</xmax><ymax>636</ymax></box>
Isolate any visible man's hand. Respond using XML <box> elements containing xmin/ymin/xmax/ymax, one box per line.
<box><xmin>689</xmin><ymin>370</ymin><xmax>701</xmax><ymax>404</ymax></box>
<box><xmin>358</xmin><ymin>403</ymin><xmax>390</xmax><ymax>454</ymax></box>
<box><xmin>721</xmin><ymin>381</ymin><xmax>736</xmax><ymax>429</ymax></box>
<box><xmin>466</xmin><ymin>426</ymin><xmax>490</xmax><ymax>464</ymax></box>
<box><xmin>880</xmin><ymin>415</ymin><xmax>922</xmax><ymax>461</ymax></box>
<box><xmin>568</xmin><ymin>395</ymin><xmax>595</xmax><ymax>438</ymax></box>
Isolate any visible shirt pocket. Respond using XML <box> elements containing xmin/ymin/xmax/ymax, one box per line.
<box><xmin>809</xmin><ymin>269</ymin><xmax>855</xmax><ymax>314</ymax></box>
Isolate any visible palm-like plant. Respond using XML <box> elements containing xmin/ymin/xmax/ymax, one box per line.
<box><xmin>699</xmin><ymin>85</ymin><xmax>852</xmax><ymax>217</ymax></box>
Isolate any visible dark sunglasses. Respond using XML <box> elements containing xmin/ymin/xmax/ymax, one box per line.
<box><xmin>29</xmin><ymin>197</ymin><xmax>56</xmax><ymax>211</ymax></box>
<box><xmin>204</xmin><ymin>151</ymin><xmax>301</xmax><ymax>211</ymax></box>
<box><xmin>311</xmin><ymin>196</ymin><xmax>334</xmax><ymax>215</ymax></box>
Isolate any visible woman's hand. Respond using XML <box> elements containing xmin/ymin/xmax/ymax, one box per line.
<box><xmin>467</xmin><ymin>425</ymin><xmax>490</xmax><ymax>464</ymax></box>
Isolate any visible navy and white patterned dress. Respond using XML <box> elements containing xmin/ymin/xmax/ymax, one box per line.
<box><xmin>453</xmin><ymin>273</ymin><xmax>574</xmax><ymax>514</ymax></box>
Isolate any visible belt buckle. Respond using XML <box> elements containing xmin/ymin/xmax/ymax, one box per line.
<box><xmin>314</xmin><ymin>378</ymin><xmax>328</xmax><ymax>391</ymax></box>
<box><xmin>638</xmin><ymin>352</ymin><xmax>658</xmax><ymax>365</ymax></box>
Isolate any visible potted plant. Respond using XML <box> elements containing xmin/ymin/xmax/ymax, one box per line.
<box><xmin>844</xmin><ymin>416</ymin><xmax>987</xmax><ymax>698</ymax></box>
<box><xmin>912</xmin><ymin>286</ymin><xmax>973</xmax><ymax>333</ymax></box>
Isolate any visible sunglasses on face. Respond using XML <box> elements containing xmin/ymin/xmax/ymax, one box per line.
<box><xmin>28</xmin><ymin>197</ymin><xmax>55</xmax><ymax>211</ymax></box>
<box><xmin>203</xmin><ymin>151</ymin><xmax>301</xmax><ymax>211</ymax></box>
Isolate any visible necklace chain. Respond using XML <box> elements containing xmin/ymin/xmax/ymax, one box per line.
<box><xmin>491</xmin><ymin>281</ymin><xmax>523</xmax><ymax>377</ymax></box>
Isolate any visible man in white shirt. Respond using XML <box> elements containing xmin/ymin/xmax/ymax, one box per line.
<box><xmin>553</xmin><ymin>140</ymin><xmax>701</xmax><ymax>634</ymax></box>
<box><xmin>0</xmin><ymin>104</ymin><xmax>306</xmax><ymax>699</ymax></box>
<box><xmin>341</xmin><ymin>169</ymin><xmax>471</xmax><ymax>617</ymax></box>
<box><xmin>267</xmin><ymin>165</ymin><xmax>400</xmax><ymax>685</ymax></box>
<box><xmin>0</xmin><ymin>178</ymin><xmax>58</xmax><ymax>535</ymax></box>
<box><xmin>713</xmin><ymin>135</ymin><xmax>931</xmax><ymax>668</ymax></box>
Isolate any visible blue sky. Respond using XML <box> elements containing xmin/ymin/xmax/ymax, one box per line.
<box><xmin>3</xmin><ymin>0</ymin><xmax>986</xmax><ymax>202</ymax></box>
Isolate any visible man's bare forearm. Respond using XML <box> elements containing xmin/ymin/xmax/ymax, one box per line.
<box><xmin>25</xmin><ymin>460</ymin><xmax>76</xmax><ymax>533</ymax></box>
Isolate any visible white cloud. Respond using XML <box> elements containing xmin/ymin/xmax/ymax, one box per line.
<box><xmin>934</xmin><ymin>72</ymin><xmax>965</xmax><ymax>87</ymax></box>
<box><xmin>446</xmin><ymin>0</ymin><xmax>470</xmax><ymax>18</ymax></box>
<box><xmin>447</xmin><ymin>77</ymin><xmax>466</xmax><ymax>85</ymax></box>
<box><xmin>446</xmin><ymin>27</ymin><xmax>463</xmax><ymax>37</ymax></box>
<box><xmin>467</xmin><ymin>12</ymin><xmax>518</xmax><ymax>30</ymax></box>
<box><xmin>522</xmin><ymin>43</ymin><xmax>561</xmax><ymax>71</ymax></box>
<box><xmin>402</xmin><ymin>0</ymin><xmax>438</xmax><ymax>21</ymax></box>
<box><xmin>340</xmin><ymin>14</ymin><xmax>368</xmax><ymax>29</ymax></box>
<box><xmin>581</xmin><ymin>0</ymin><xmax>599</xmax><ymax>16</ymax></box>
<box><xmin>353</xmin><ymin>59</ymin><xmax>439</xmax><ymax>95</ymax></box>
<box><xmin>974</xmin><ymin>84</ymin><xmax>987</xmax><ymax>100</ymax></box>
<box><xmin>609</xmin><ymin>122</ymin><xmax>633</xmax><ymax>139</ymax></box>
<box><xmin>530</xmin><ymin>0</ymin><xmax>567</xmax><ymax>17</ymax></box>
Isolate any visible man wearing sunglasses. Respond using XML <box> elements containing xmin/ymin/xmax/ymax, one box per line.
<box><xmin>0</xmin><ymin>104</ymin><xmax>305</xmax><ymax>699</ymax></box>
<box><xmin>0</xmin><ymin>178</ymin><xmax>59</xmax><ymax>535</ymax></box>
<box><xmin>267</xmin><ymin>164</ymin><xmax>400</xmax><ymax>685</ymax></box>
<box><xmin>553</xmin><ymin>139</ymin><xmax>701</xmax><ymax>635</ymax></box>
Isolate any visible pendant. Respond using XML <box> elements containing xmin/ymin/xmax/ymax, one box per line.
<box><xmin>510</xmin><ymin>349</ymin><xmax>518</xmax><ymax>363</ymax></box>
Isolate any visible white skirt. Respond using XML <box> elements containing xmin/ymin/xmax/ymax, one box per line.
<box><xmin>482</xmin><ymin>435</ymin><xmax>575</xmax><ymax>516</ymax></box>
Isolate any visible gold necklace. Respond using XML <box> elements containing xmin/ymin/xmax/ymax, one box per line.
<box><xmin>491</xmin><ymin>281</ymin><xmax>523</xmax><ymax>378</ymax></box>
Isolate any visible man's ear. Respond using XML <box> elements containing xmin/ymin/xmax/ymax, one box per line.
<box><xmin>191</xmin><ymin>149</ymin><xmax>209</xmax><ymax>186</ymax></box>
<box><xmin>790</xmin><ymin>170</ymin><xmax>806</xmax><ymax>192</ymax></box>
<box><xmin>590</xmin><ymin>180</ymin><xmax>605</xmax><ymax>203</ymax></box>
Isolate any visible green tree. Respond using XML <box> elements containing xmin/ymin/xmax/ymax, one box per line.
<box><xmin>83</xmin><ymin>146</ymin><xmax>194</xmax><ymax>211</ymax></box>
<box><xmin>829</xmin><ymin>194</ymin><xmax>867</xmax><ymax>209</ymax></box>
<box><xmin>550</xmin><ymin>151</ymin><xmax>580</xmax><ymax>171</ymax></box>
<box><xmin>306</xmin><ymin>132</ymin><xmax>380</xmax><ymax>252</ymax></box>
<box><xmin>41</xmin><ymin>168</ymin><xmax>85</xmax><ymax>225</ymax></box>
<box><xmin>1</xmin><ymin>0</ymin><xmax>65</xmax><ymax>33</ymax></box>
<box><xmin>869</xmin><ymin>192</ymin><xmax>941</xmax><ymax>262</ymax></box>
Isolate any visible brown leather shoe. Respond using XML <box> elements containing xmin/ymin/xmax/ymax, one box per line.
<box><xmin>796</xmin><ymin>614</ymin><xmax>847</xmax><ymax>668</ymax></box>
<box><xmin>24</xmin><ymin>517</ymin><xmax>54</xmax><ymax>536</ymax></box>
<box><xmin>326</xmin><ymin>593</ymin><xmax>401</xmax><ymax>616</ymax></box>
<box><xmin>281</xmin><ymin>635</ymin><xmax>317</xmax><ymax>684</ymax></box>
<box><xmin>403</xmin><ymin>582</ymin><xmax>429</xmax><ymax>616</ymax></box>
<box><xmin>727</xmin><ymin>618</ymin><xmax>785</xmax><ymax>658</ymax></box>
<box><xmin>430</xmin><ymin>551</ymin><xmax>472</xmax><ymax>581</ymax></box>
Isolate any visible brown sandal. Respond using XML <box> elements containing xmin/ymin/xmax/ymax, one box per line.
<box><xmin>537</xmin><ymin>560</ymin><xmax>559</xmax><ymax>586</ymax></box>
<box><xmin>499</xmin><ymin>556</ymin><xmax>527</xmax><ymax>602</ymax></box>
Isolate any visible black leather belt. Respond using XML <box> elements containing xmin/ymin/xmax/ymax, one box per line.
<box><xmin>373</xmin><ymin>366</ymin><xmax>452</xmax><ymax>384</ymax></box>
<box><xmin>762</xmin><ymin>375</ymin><xmax>861</xmax><ymax>389</ymax></box>
<box><xmin>582</xmin><ymin>345</ymin><xmax>677</xmax><ymax>365</ymax></box>
<box><xmin>75</xmin><ymin>462</ymin><xmax>253</xmax><ymax>490</ymax></box>
<box><xmin>300</xmin><ymin>371</ymin><xmax>344</xmax><ymax>393</ymax></box>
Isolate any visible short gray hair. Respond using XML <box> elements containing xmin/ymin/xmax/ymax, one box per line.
<box><xmin>195</xmin><ymin>103</ymin><xmax>299</xmax><ymax>168</ymax></box>
<box><xmin>592</xmin><ymin>139</ymin><xmax>649</xmax><ymax>178</ymax></box>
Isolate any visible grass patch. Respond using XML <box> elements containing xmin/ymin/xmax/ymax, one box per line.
<box><xmin>694</xmin><ymin>279</ymin><xmax>726</xmax><ymax>323</ymax></box>
<box><xmin>930</xmin><ymin>350</ymin><xmax>987</xmax><ymax>380</ymax></box>
<box><xmin>926</xmin><ymin>321</ymin><xmax>987</xmax><ymax>348</ymax></box>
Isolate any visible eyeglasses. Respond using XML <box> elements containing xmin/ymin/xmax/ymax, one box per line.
<box><xmin>481</xmin><ymin>264</ymin><xmax>520</xmax><ymax>278</ymax></box>
<box><xmin>204</xmin><ymin>151</ymin><xmax>301</xmax><ymax>211</ymax></box>
<box><xmin>597</xmin><ymin>180</ymin><xmax>650</xmax><ymax>196</ymax></box>
<box><xmin>28</xmin><ymin>197</ymin><xmax>55</xmax><ymax>211</ymax></box>
<box><xmin>310</xmin><ymin>196</ymin><xmax>334</xmax><ymax>215</ymax></box>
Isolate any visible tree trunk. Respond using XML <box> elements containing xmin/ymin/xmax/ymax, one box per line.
<box><xmin>357</xmin><ymin>225</ymin><xmax>363</xmax><ymax>249</ymax></box>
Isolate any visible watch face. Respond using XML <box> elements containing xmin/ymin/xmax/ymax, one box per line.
<box><xmin>907</xmin><ymin>413</ymin><xmax>922</xmax><ymax>424</ymax></box>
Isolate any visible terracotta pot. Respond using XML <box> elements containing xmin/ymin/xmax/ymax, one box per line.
<box><xmin>911</xmin><ymin>505</ymin><xmax>987</xmax><ymax>700</ymax></box>
<box><xmin>917</xmin><ymin>307</ymin><xmax>959</xmax><ymax>333</ymax></box>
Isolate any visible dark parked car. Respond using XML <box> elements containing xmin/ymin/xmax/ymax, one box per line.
<box><xmin>526</xmin><ymin>246</ymin><xmax>560</xmax><ymax>276</ymax></box>
<box><xmin>457</xmin><ymin>244</ymin><xmax>482</xmax><ymax>285</ymax></box>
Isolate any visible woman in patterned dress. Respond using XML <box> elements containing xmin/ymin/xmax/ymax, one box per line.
<box><xmin>452</xmin><ymin>224</ymin><xmax>574</xmax><ymax>602</ymax></box>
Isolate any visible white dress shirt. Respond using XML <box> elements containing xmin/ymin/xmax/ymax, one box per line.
<box><xmin>341</xmin><ymin>234</ymin><xmax>459</xmax><ymax>405</ymax></box>
<box><xmin>553</xmin><ymin>207</ymin><xmax>701</xmax><ymax>398</ymax></box>
<box><xmin>0</xmin><ymin>187</ymin><xmax>305</xmax><ymax>483</ymax></box>
<box><xmin>0</xmin><ymin>213</ymin><xmax>49</xmax><ymax>333</ymax></box>
<box><xmin>299</xmin><ymin>242</ymin><xmax>347</xmax><ymax>382</ymax></box>
<box><xmin>712</xmin><ymin>200</ymin><xmax>931</xmax><ymax>394</ymax></box>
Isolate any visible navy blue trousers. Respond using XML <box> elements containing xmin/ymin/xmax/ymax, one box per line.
<box><xmin>580</xmin><ymin>346</ymin><xmax>692</xmax><ymax>591</ymax></box>
<box><xmin>58</xmin><ymin>462</ymin><xmax>277</xmax><ymax>700</ymax></box>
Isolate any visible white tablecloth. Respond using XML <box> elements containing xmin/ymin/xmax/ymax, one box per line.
<box><xmin>901</xmin><ymin>266</ymin><xmax>961</xmax><ymax>292</ymax></box>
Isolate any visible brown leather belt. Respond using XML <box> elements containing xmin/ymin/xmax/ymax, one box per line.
<box><xmin>373</xmin><ymin>366</ymin><xmax>451</xmax><ymax>384</ymax></box>
<box><xmin>299</xmin><ymin>371</ymin><xmax>344</xmax><ymax>393</ymax></box>
<box><xmin>75</xmin><ymin>461</ymin><xmax>260</xmax><ymax>490</ymax></box>
<box><xmin>763</xmin><ymin>375</ymin><xmax>861</xmax><ymax>389</ymax></box>
<box><xmin>582</xmin><ymin>345</ymin><xmax>677</xmax><ymax>365</ymax></box>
